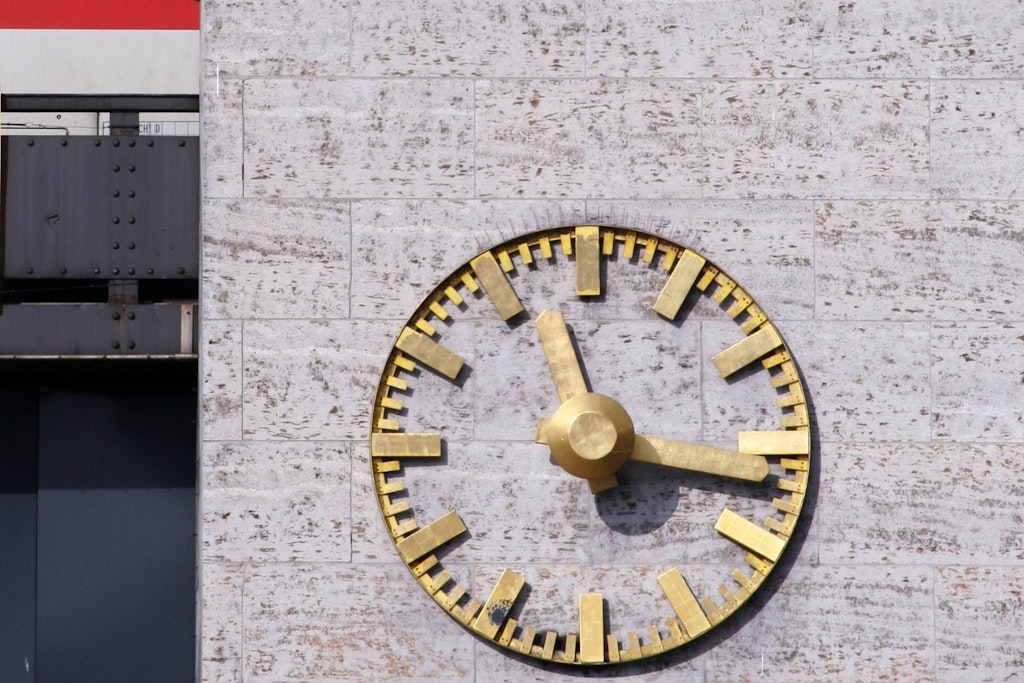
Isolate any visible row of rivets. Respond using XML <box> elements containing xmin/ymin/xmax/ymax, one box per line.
<box><xmin>23</xmin><ymin>138</ymin><xmax>188</xmax><ymax>147</ymax></box>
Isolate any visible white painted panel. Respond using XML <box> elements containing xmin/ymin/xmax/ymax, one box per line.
<box><xmin>0</xmin><ymin>29</ymin><xmax>199</xmax><ymax>94</ymax></box>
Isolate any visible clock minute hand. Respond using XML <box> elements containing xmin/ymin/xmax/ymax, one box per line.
<box><xmin>535</xmin><ymin>310</ymin><xmax>589</xmax><ymax>404</ymax></box>
<box><xmin>630</xmin><ymin>434</ymin><xmax>769</xmax><ymax>482</ymax></box>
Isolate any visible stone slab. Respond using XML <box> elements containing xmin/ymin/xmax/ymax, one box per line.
<box><xmin>203</xmin><ymin>199</ymin><xmax>350</xmax><ymax>319</ymax></box>
<box><xmin>203</xmin><ymin>0</ymin><xmax>350</xmax><ymax>78</ymax></box>
<box><xmin>242</xmin><ymin>319</ymin><xmax>395</xmax><ymax>440</ymax></box>
<box><xmin>202</xmin><ymin>441</ymin><xmax>351</xmax><ymax>563</ymax></box>
<box><xmin>201</xmin><ymin>77</ymin><xmax>243</xmax><ymax>198</ymax></box>
<box><xmin>931</xmin><ymin>323</ymin><xmax>1024</xmax><ymax>442</ymax></box>
<box><xmin>706</xmin><ymin>565</ymin><xmax>934</xmax><ymax>681</ymax></box>
<box><xmin>588</xmin><ymin>0</ymin><xmax>812</xmax><ymax>78</ymax></box>
<box><xmin>932</xmin><ymin>0</ymin><xmax>1024</xmax><ymax>78</ymax></box>
<box><xmin>476</xmin><ymin>79</ymin><xmax>702</xmax><ymax>199</ymax></box>
<box><xmin>703</xmin><ymin>320</ymin><xmax>932</xmax><ymax>443</ymax></box>
<box><xmin>820</xmin><ymin>442</ymin><xmax>1024</xmax><ymax>564</ymax></box>
<box><xmin>200</xmin><ymin>563</ymin><xmax>243</xmax><ymax>683</ymax></box>
<box><xmin>398</xmin><ymin>441</ymin><xmax>591</xmax><ymax>564</ymax></box>
<box><xmin>350</xmin><ymin>199</ymin><xmax>586</xmax><ymax>320</ymax></box>
<box><xmin>202</xmin><ymin>319</ymin><xmax>243</xmax><ymax>442</ymax></box>
<box><xmin>351</xmin><ymin>0</ymin><xmax>585</xmax><ymax>76</ymax></box>
<box><xmin>812</xmin><ymin>0</ymin><xmax>933</xmax><ymax>77</ymax></box>
<box><xmin>244</xmin><ymin>79</ymin><xmax>474</xmax><ymax>199</ymax></box>
<box><xmin>935</xmin><ymin>566</ymin><xmax>1024</xmax><ymax>680</ymax></box>
<box><xmin>243</xmin><ymin>564</ymin><xmax>474</xmax><ymax>681</ymax></box>
<box><xmin>931</xmin><ymin>81</ymin><xmax>1024</xmax><ymax>199</ymax></box>
<box><xmin>816</xmin><ymin>201</ymin><xmax>1024</xmax><ymax>321</ymax></box>
<box><xmin>703</xmin><ymin>80</ymin><xmax>930</xmax><ymax>199</ymax></box>
<box><xmin>586</xmin><ymin>200</ymin><xmax>815</xmax><ymax>322</ymax></box>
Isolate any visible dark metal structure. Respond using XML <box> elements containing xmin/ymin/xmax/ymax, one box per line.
<box><xmin>1</xmin><ymin>99</ymin><xmax>199</xmax><ymax>357</ymax></box>
<box><xmin>0</xmin><ymin>95</ymin><xmax>199</xmax><ymax>682</ymax></box>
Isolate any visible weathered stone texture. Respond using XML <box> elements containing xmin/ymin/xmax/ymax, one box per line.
<box><xmin>820</xmin><ymin>443</ymin><xmax>1024</xmax><ymax>564</ymax></box>
<box><xmin>351</xmin><ymin>0</ymin><xmax>585</xmax><ymax>76</ymax></box>
<box><xmin>589</xmin><ymin>0</ymin><xmax>813</xmax><ymax>78</ymax></box>
<box><xmin>244</xmin><ymin>79</ymin><xmax>474</xmax><ymax>198</ymax></box>
<box><xmin>243</xmin><ymin>564</ymin><xmax>475</xmax><ymax>681</ymax></box>
<box><xmin>199</xmin><ymin>0</ymin><xmax>1024</xmax><ymax>680</ymax></box>
<box><xmin>476</xmin><ymin>79</ymin><xmax>703</xmax><ymax>199</ymax></box>
<box><xmin>816</xmin><ymin>201</ymin><xmax>1024</xmax><ymax>321</ymax></box>
<box><xmin>201</xmin><ymin>77</ymin><xmax>243</xmax><ymax>198</ymax></box>
<box><xmin>936</xmin><ymin>566</ymin><xmax>1024</xmax><ymax>679</ymax></box>
<box><xmin>705</xmin><ymin>565</ymin><xmax>935</xmax><ymax>681</ymax></box>
<box><xmin>242</xmin><ymin>319</ymin><xmax>394</xmax><ymax>440</ymax></box>
<box><xmin>931</xmin><ymin>81</ymin><xmax>1024</xmax><ymax>199</ymax></box>
<box><xmin>200</xmin><ymin>563</ymin><xmax>243</xmax><ymax>683</ymax></box>
<box><xmin>202</xmin><ymin>441</ymin><xmax>351</xmax><ymax>563</ymax></box>
<box><xmin>203</xmin><ymin>0</ymin><xmax>351</xmax><ymax>77</ymax></box>
<box><xmin>812</xmin><ymin>0</ymin><xmax>934</xmax><ymax>77</ymax></box>
<box><xmin>204</xmin><ymin>199</ymin><xmax>350</xmax><ymax>320</ymax></box>
<box><xmin>202</xmin><ymin>319</ymin><xmax>243</xmax><ymax>442</ymax></box>
<box><xmin>931</xmin><ymin>323</ymin><xmax>1024</xmax><ymax>442</ymax></box>
<box><xmin>703</xmin><ymin>80</ymin><xmax>930</xmax><ymax>199</ymax></box>
<box><xmin>932</xmin><ymin>0</ymin><xmax>1024</xmax><ymax>78</ymax></box>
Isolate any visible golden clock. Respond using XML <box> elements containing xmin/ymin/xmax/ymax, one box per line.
<box><xmin>369</xmin><ymin>225</ymin><xmax>810</xmax><ymax>665</ymax></box>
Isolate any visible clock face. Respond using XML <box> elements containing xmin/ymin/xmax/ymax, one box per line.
<box><xmin>369</xmin><ymin>226</ymin><xmax>810</xmax><ymax>665</ymax></box>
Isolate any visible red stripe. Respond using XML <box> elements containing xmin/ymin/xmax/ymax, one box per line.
<box><xmin>0</xmin><ymin>0</ymin><xmax>199</xmax><ymax>30</ymax></box>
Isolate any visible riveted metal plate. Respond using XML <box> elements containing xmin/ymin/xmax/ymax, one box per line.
<box><xmin>0</xmin><ymin>303</ymin><xmax>197</xmax><ymax>356</ymax></box>
<box><xmin>2</xmin><ymin>136</ymin><xmax>199</xmax><ymax>279</ymax></box>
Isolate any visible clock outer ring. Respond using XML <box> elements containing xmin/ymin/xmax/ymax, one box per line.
<box><xmin>368</xmin><ymin>225</ymin><xmax>812</xmax><ymax>665</ymax></box>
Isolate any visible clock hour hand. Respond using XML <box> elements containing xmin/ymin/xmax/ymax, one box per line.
<box><xmin>630</xmin><ymin>435</ymin><xmax>769</xmax><ymax>482</ymax></box>
<box><xmin>535</xmin><ymin>310</ymin><xmax>588</xmax><ymax>404</ymax></box>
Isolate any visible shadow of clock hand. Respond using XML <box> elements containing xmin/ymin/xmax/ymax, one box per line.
<box><xmin>594</xmin><ymin>461</ymin><xmax>778</xmax><ymax>534</ymax></box>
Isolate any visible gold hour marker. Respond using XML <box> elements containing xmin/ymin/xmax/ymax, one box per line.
<box><xmin>657</xmin><ymin>568</ymin><xmax>712</xmax><ymax>638</ymax></box>
<box><xmin>560</xmin><ymin>231</ymin><xmax>573</xmax><ymax>255</ymax></box>
<box><xmin>428</xmin><ymin>301</ymin><xmax>449</xmax><ymax>320</ymax></box>
<box><xmin>601</xmin><ymin>229</ymin><xmax>615</xmax><ymax>255</ymax></box>
<box><xmin>470</xmin><ymin>251</ymin><xmax>525</xmax><ymax>320</ymax></box>
<box><xmin>579</xmin><ymin>593</ymin><xmax>605</xmax><ymax>664</ymax></box>
<box><xmin>711</xmin><ymin>324</ymin><xmax>783</xmax><ymax>378</ymax></box>
<box><xmin>443</xmin><ymin>285</ymin><xmax>463</xmax><ymax>306</ymax></box>
<box><xmin>539</xmin><ymin>236</ymin><xmax>553</xmax><ymax>259</ymax></box>
<box><xmin>575</xmin><ymin>225</ymin><xmax>601</xmax><ymax>296</ymax></box>
<box><xmin>370</xmin><ymin>432</ymin><xmax>442</xmax><ymax>458</ymax></box>
<box><xmin>498</xmin><ymin>619</ymin><xmax>518</xmax><ymax>647</ymax></box>
<box><xmin>715</xmin><ymin>508</ymin><xmax>786</xmax><ymax>562</ymax></box>
<box><xmin>518</xmin><ymin>626</ymin><xmax>537</xmax><ymax>654</ymax></box>
<box><xmin>380</xmin><ymin>396</ymin><xmax>402</xmax><ymax>411</ymax></box>
<box><xmin>414</xmin><ymin>318</ymin><xmax>436</xmax><ymax>336</ymax></box>
<box><xmin>497</xmin><ymin>249</ymin><xmax>515</xmax><ymax>272</ymax></box>
<box><xmin>563</xmin><ymin>634</ymin><xmax>578</xmax><ymax>663</ymax></box>
<box><xmin>541</xmin><ymin>631</ymin><xmax>557</xmax><ymax>660</ymax></box>
<box><xmin>517</xmin><ymin>242</ymin><xmax>533</xmax><ymax>265</ymax></box>
<box><xmin>393</xmin><ymin>355</ymin><xmax>416</xmax><ymax>372</ymax></box>
<box><xmin>395</xmin><ymin>326</ymin><xmax>465</xmax><ymax>380</ymax></box>
<box><xmin>624</xmin><ymin>231</ymin><xmax>637</xmax><ymax>258</ymax></box>
<box><xmin>459</xmin><ymin>272</ymin><xmax>478</xmax><ymax>293</ymax></box>
<box><xmin>394</xmin><ymin>510</ymin><xmax>467</xmax><ymax>564</ymax></box>
<box><xmin>642</xmin><ymin>236</ymin><xmax>658</xmax><ymax>263</ymax></box>
<box><xmin>737</xmin><ymin>430</ymin><xmax>810</xmax><ymax>456</ymax></box>
<box><xmin>653</xmin><ymin>250</ymin><xmax>706</xmax><ymax>320</ymax></box>
<box><xmin>472</xmin><ymin>568</ymin><xmax>526</xmax><ymax>639</ymax></box>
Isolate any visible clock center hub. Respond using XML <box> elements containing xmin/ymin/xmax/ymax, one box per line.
<box><xmin>547</xmin><ymin>393</ymin><xmax>635</xmax><ymax>479</ymax></box>
<box><xmin>568</xmin><ymin>411</ymin><xmax>617</xmax><ymax>460</ymax></box>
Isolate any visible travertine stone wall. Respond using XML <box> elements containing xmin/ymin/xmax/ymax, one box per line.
<box><xmin>200</xmin><ymin>1</ymin><xmax>1024</xmax><ymax>680</ymax></box>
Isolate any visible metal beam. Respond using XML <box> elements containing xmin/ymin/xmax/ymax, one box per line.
<box><xmin>1</xmin><ymin>95</ymin><xmax>199</xmax><ymax>113</ymax></box>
